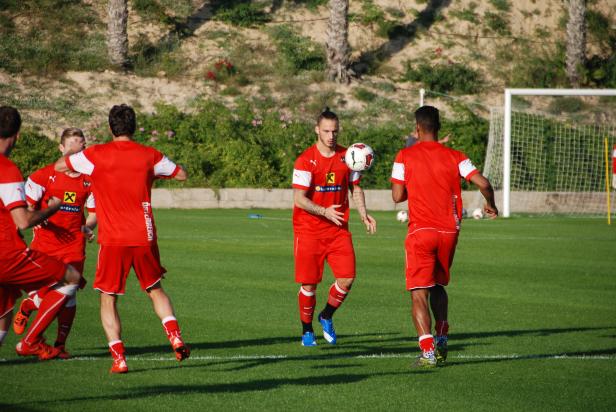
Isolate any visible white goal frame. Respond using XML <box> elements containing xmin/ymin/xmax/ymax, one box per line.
<box><xmin>502</xmin><ymin>88</ymin><xmax>616</xmax><ymax>217</ymax></box>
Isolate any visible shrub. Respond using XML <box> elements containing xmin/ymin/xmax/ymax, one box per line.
<box><xmin>214</xmin><ymin>2</ymin><xmax>271</xmax><ymax>27</ymax></box>
<box><xmin>353</xmin><ymin>88</ymin><xmax>378</xmax><ymax>103</ymax></box>
<box><xmin>10</xmin><ymin>132</ymin><xmax>59</xmax><ymax>178</ymax></box>
<box><xmin>489</xmin><ymin>0</ymin><xmax>510</xmax><ymax>12</ymax></box>
<box><xmin>547</xmin><ymin>97</ymin><xmax>585</xmax><ymax>114</ymax></box>
<box><xmin>403</xmin><ymin>61</ymin><xmax>481</xmax><ymax>94</ymax></box>
<box><xmin>269</xmin><ymin>25</ymin><xmax>326</xmax><ymax>74</ymax></box>
<box><xmin>484</xmin><ymin>11</ymin><xmax>510</xmax><ymax>35</ymax></box>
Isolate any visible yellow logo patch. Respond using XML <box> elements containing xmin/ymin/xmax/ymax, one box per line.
<box><xmin>326</xmin><ymin>173</ymin><xmax>336</xmax><ymax>184</ymax></box>
<box><xmin>63</xmin><ymin>191</ymin><xmax>77</xmax><ymax>204</ymax></box>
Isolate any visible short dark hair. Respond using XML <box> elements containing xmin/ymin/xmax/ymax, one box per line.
<box><xmin>60</xmin><ymin>127</ymin><xmax>85</xmax><ymax>145</ymax></box>
<box><xmin>415</xmin><ymin>105</ymin><xmax>440</xmax><ymax>133</ymax></box>
<box><xmin>0</xmin><ymin>106</ymin><xmax>22</xmax><ymax>138</ymax></box>
<box><xmin>109</xmin><ymin>104</ymin><xmax>136</xmax><ymax>137</ymax></box>
<box><xmin>317</xmin><ymin>107</ymin><xmax>338</xmax><ymax>125</ymax></box>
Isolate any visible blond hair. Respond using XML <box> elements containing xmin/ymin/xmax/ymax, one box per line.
<box><xmin>60</xmin><ymin>127</ymin><xmax>85</xmax><ymax>145</ymax></box>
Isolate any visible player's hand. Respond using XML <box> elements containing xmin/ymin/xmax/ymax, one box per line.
<box><xmin>81</xmin><ymin>225</ymin><xmax>95</xmax><ymax>242</ymax></box>
<box><xmin>323</xmin><ymin>204</ymin><xmax>344</xmax><ymax>226</ymax></box>
<box><xmin>361</xmin><ymin>214</ymin><xmax>377</xmax><ymax>234</ymax></box>
<box><xmin>46</xmin><ymin>196</ymin><xmax>62</xmax><ymax>211</ymax></box>
<box><xmin>484</xmin><ymin>204</ymin><xmax>498</xmax><ymax>219</ymax></box>
<box><xmin>438</xmin><ymin>134</ymin><xmax>450</xmax><ymax>144</ymax></box>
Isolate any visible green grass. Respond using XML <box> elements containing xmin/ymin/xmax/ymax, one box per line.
<box><xmin>2</xmin><ymin>210</ymin><xmax>616</xmax><ymax>411</ymax></box>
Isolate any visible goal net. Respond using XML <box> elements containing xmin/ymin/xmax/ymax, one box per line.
<box><xmin>483</xmin><ymin>89</ymin><xmax>616</xmax><ymax>216</ymax></box>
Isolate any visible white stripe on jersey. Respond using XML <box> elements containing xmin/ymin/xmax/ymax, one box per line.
<box><xmin>391</xmin><ymin>162</ymin><xmax>405</xmax><ymax>181</ymax></box>
<box><xmin>153</xmin><ymin>156</ymin><xmax>177</xmax><ymax>177</ymax></box>
<box><xmin>349</xmin><ymin>171</ymin><xmax>361</xmax><ymax>184</ymax></box>
<box><xmin>25</xmin><ymin>178</ymin><xmax>45</xmax><ymax>202</ymax></box>
<box><xmin>0</xmin><ymin>181</ymin><xmax>26</xmax><ymax>206</ymax></box>
<box><xmin>69</xmin><ymin>151</ymin><xmax>94</xmax><ymax>175</ymax></box>
<box><xmin>458</xmin><ymin>158</ymin><xmax>477</xmax><ymax>178</ymax></box>
<box><xmin>86</xmin><ymin>192</ymin><xmax>95</xmax><ymax>209</ymax></box>
<box><xmin>292</xmin><ymin>169</ymin><xmax>311</xmax><ymax>188</ymax></box>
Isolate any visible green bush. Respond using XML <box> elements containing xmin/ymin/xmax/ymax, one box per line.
<box><xmin>489</xmin><ymin>0</ymin><xmax>510</xmax><ymax>12</ymax></box>
<box><xmin>548</xmin><ymin>97</ymin><xmax>586</xmax><ymax>114</ymax></box>
<box><xmin>484</xmin><ymin>11</ymin><xmax>510</xmax><ymax>35</ymax></box>
<box><xmin>10</xmin><ymin>132</ymin><xmax>59</xmax><ymax>178</ymax></box>
<box><xmin>353</xmin><ymin>88</ymin><xmax>378</xmax><ymax>103</ymax></box>
<box><xmin>403</xmin><ymin>62</ymin><xmax>481</xmax><ymax>94</ymax></box>
<box><xmin>269</xmin><ymin>25</ymin><xmax>326</xmax><ymax>74</ymax></box>
<box><xmin>214</xmin><ymin>1</ymin><xmax>271</xmax><ymax>27</ymax></box>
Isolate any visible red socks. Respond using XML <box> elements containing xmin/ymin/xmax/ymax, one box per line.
<box><xmin>162</xmin><ymin>316</ymin><xmax>181</xmax><ymax>341</ymax></box>
<box><xmin>298</xmin><ymin>287</ymin><xmax>316</xmax><ymax>324</ymax></box>
<box><xmin>23</xmin><ymin>290</ymin><xmax>68</xmax><ymax>345</ymax></box>
<box><xmin>109</xmin><ymin>340</ymin><xmax>126</xmax><ymax>359</ymax></box>
<box><xmin>55</xmin><ymin>304</ymin><xmax>77</xmax><ymax>346</ymax></box>
<box><xmin>326</xmin><ymin>282</ymin><xmax>349</xmax><ymax>308</ymax></box>
<box><xmin>418</xmin><ymin>334</ymin><xmax>435</xmax><ymax>356</ymax></box>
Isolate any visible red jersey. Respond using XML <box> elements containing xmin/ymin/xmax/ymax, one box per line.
<box><xmin>0</xmin><ymin>155</ymin><xmax>27</xmax><ymax>261</ymax></box>
<box><xmin>26</xmin><ymin>164</ymin><xmax>95</xmax><ymax>262</ymax></box>
<box><xmin>391</xmin><ymin>141</ymin><xmax>478</xmax><ymax>231</ymax></box>
<box><xmin>65</xmin><ymin>140</ymin><xmax>179</xmax><ymax>246</ymax></box>
<box><xmin>292</xmin><ymin>144</ymin><xmax>361</xmax><ymax>238</ymax></box>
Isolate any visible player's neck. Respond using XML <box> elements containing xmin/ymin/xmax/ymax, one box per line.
<box><xmin>315</xmin><ymin>141</ymin><xmax>336</xmax><ymax>157</ymax></box>
<box><xmin>417</xmin><ymin>134</ymin><xmax>437</xmax><ymax>143</ymax></box>
<box><xmin>0</xmin><ymin>137</ymin><xmax>15</xmax><ymax>157</ymax></box>
<box><xmin>113</xmin><ymin>135</ymin><xmax>133</xmax><ymax>142</ymax></box>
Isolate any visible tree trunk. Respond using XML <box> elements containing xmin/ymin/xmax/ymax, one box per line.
<box><xmin>566</xmin><ymin>0</ymin><xmax>586</xmax><ymax>86</ymax></box>
<box><xmin>326</xmin><ymin>0</ymin><xmax>353</xmax><ymax>83</ymax></box>
<box><xmin>107</xmin><ymin>0</ymin><xmax>129</xmax><ymax>68</ymax></box>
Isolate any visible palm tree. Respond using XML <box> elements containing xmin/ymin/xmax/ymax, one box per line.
<box><xmin>566</xmin><ymin>0</ymin><xmax>586</xmax><ymax>86</ymax></box>
<box><xmin>326</xmin><ymin>0</ymin><xmax>353</xmax><ymax>83</ymax></box>
<box><xmin>107</xmin><ymin>0</ymin><xmax>129</xmax><ymax>68</ymax></box>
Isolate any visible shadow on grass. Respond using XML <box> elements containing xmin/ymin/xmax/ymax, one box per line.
<box><xmin>11</xmin><ymin>371</ymin><xmax>425</xmax><ymax>406</ymax></box>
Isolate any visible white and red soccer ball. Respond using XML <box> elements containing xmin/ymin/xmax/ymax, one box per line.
<box><xmin>345</xmin><ymin>143</ymin><xmax>375</xmax><ymax>172</ymax></box>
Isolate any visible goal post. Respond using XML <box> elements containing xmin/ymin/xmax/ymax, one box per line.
<box><xmin>502</xmin><ymin>89</ymin><xmax>616</xmax><ymax>217</ymax></box>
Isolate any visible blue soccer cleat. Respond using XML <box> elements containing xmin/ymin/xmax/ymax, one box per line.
<box><xmin>301</xmin><ymin>331</ymin><xmax>317</xmax><ymax>347</ymax></box>
<box><xmin>318</xmin><ymin>315</ymin><xmax>337</xmax><ymax>345</ymax></box>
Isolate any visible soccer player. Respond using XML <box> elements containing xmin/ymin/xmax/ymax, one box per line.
<box><xmin>12</xmin><ymin>128</ymin><xmax>97</xmax><ymax>359</ymax></box>
<box><xmin>0</xmin><ymin>105</ymin><xmax>81</xmax><ymax>360</ymax></box>
<box><xmin>292</xmin><ymin>107</ymin><xmax>377</xmax><ymax>346</ymax></box>
<box><xmin>55</xmin><ymin>104</ymin><xmax>189</xmax><ymax>373</ymax></box>
<box><xmin>390</xmin><ymin>106</ymin><xmax>497</xmax><ymax>368</ymax></box>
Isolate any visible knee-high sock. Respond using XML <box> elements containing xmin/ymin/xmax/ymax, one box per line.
<box><xmin>24</xmin><ymin>285</ymin><xmax>77</xmax><ymax>345</ymax></box>
<box><xmin>162</xmin><ymin>316</ymin><xmax>182</xmax><ymax>341</ymax></box>
<box><xmin>298</xmin><ymin>287</ymin><xmax>316</xmax><ymax>325</ymax></box>
<box><xmin>55</xmin><ymin>296</ymin><xmax>77</xmax><ymax>346</ymax></box>
<box><xmin>320</xmin><ymin>282</ymin><xmax>349</xmax><ymax>319</ymax></box>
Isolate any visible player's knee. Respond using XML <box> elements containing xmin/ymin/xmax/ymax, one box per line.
<box><xmin>336</xmin><ymin>278</ymin><xmax>354</xmax><ymax>290</ymax></box>
<box><xmin>301</xmin><ymin>284</ymin><xmax>317</xmax><ymax>292</ymax></box>
<box><xmin>63</xmin><ymin>264</ymin><xmax>81</xmax><ymax>285</ymax></box>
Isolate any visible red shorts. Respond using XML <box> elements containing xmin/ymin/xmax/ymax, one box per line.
<box><xmin>94</xmin><ymin>244</ymin><xmax>167</xmax><ymax>295</ymax></box>
<box><xmin>405</xmin><ymin>226</ymin><xmax>458</xmax><ymax>290</ymax></box>
<box><xmin>0</xmin><ymin>249</ymin><xmax>66</xmax><ymax>314</ymax></box>
<box><xmin>294</xmin><ymin>232</ymin><xmax>356</xmax><ymax>284</ymax></box>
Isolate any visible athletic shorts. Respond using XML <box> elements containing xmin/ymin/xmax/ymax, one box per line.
<box><xmin>294</xmin><ymin>232</ymin><xmax>356</xmax><ymax>284</ymax></box>
<box><xmin>34</xmin><ymin>259</ymin><xmax>86</xmax><ymax>300</ymax></box>
<box><xmin>404</xmin><ymin>226</ymin><xmax>459</xmax><ymax>290</ymax></box>
<box><xmin>0</xmin><ymin>249</ymin><xmax>66</xmax><ymax>315</ymax></box>
<box><xmin>94</xmin><ymin>244</ymin><xmax>167</xmax><ymax>295</ymax></box>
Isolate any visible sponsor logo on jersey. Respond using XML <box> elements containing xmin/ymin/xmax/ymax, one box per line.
<box><xmin>315</xmin><ymin>185</ymin><xmax>342</xmax><ymax>192</ymax></box>
<box><xmin>142</xmin><ymin>202</ymin><xmax>154</xmax><ymax>241</ymax></box>
<box><xmin>326</xmin><ymin>172</ymin><xmax>336</xmax><ymax>184</ymax></box>
<box><xmin>310</xmin><ymin>160</ymin><xmax>317</xmax><ymax>166</ymax></box>
<box><xmin>60</xmin><ymin>204</ymin><xmax>80</xmax><ymax>213</ymax></box>
<box><xmin>63</xmin><ymin>191</ymin><xmax>77</xmax><ymax>203</ymax></box>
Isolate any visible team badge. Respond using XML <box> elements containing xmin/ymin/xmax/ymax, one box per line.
<box><xmin>63</xmin><ymin>191</ymin><xmax>77</xmax><ymax>204</ymax></box>
<box><xmin>83</xmin><ymin>181</ymin><xmax>91</xmax><ymax>188</ymax></box>
<box><xmin>326</xmin><ymin>172</ymin><xmax>336</xmax><ymax>184</ymax></box>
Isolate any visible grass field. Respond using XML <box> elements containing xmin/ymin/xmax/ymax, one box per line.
<box><xmin>2</xmin><ymin>209</ymin><xmax>616</xmax><ymax>411</ymax></box>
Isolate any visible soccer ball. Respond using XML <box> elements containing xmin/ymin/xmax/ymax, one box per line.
<box><xmin>471</xmin><ymin>208</ymin><xmax>484</xmax><ymax>220</ymax></box>
<box><xmin>345</xmin><ymin>143</ymin><xmax>375</xmax><ymax>172</ymax></box>
<box><xmin>396</xmin><ymin>210</ymin><xmax>408</xmax><ymax>223</ymax></box>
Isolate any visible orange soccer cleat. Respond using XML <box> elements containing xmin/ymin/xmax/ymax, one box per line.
<box><xmin>110</xmin><ymin>356</ymin><xmax>128</xmax><ymax>374</ymax></box>
<box><xmin>170</xmin><ymin>335</ymin><xmax>190</xmax><ymax>362</ymax></box>
<box><xmin>16</xmin><ymin>339</ymin><xmax>61</xmax><ymax>361</ymax></box>
<box><xmin>12</xmin><ymin>309</ymin><xmax>30</xmax><ymax>335</ymax></box>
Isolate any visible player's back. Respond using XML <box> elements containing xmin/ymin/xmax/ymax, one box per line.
<box><xmin>399</xmin><ymin>141</ymin><xmax>471</xmax><ymax>230</ymax></box>
<box><xmin>0</xmin><ymin>154</ymin><xmax>27</xmax><ymax>255</ymax></box>
<box><xmin>87</xmin><ymin>140</ymin><xmax>160</xmax><ymax>246</ymax></box>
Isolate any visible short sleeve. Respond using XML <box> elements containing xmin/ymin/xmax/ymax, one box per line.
<box><xmin>457</xmin><ymin>152</ymin><xmax>479</xmax><ymax>181</ymax></box>
<box><xmin>67</xmin><ymin>148</ymin><xmax>95</xmax><ymax>175</ymax></box>
<box><xmin>153</xmin><ymin>153</ymin><xmax>180</xmax><ymax>178</ymax></box>
<box><xmin>292</xmin><ymin>157</ymin><xmax>312</xmax><ymax>190</ymax></box>
<box><xmin>86</xmin><ymin>192</ymin><xmax>96</xmax><ymax>212</ymax></box>
<box><xmin>0</xmin><ymin>164</ymin><xmax>26</xmax><ymax>210</ymax></box>
<box><xmin>25</xmin><ymin>167</ymin><xmax>49</xmax><ymax>205</ymax></box>
<box><xmin>390</xmin><ymin>151</ymin><xmax>405</xmax><ymax>185</ymax></box>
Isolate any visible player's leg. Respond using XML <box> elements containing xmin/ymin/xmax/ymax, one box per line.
<box><xmin>406</xmin><ymin>229</ymin><xmax>439</xmax><ymax>368</ymax></box>
<box><xmin>294</xmin><ymin>235</ymin><xmax>324</xmax><ymax>346</ymax></box>
<box><xmin>1</xmin><ymin>287</ymin><xmax>19</xmax><ymax>344</ymax></box>
<box><xmin>93</xmin><ymin>245</ymin><xmax>131</xmax><ymax>373</ymax></box>
<box><xmin>133</xmin><ymin>243</ymin><xmax>189</xmax><ymax>361</ymax></box>
<box><xmin>0</xmin><ymin>311</ymin><xmax>11</xmax><ymax>347</ymax></box>
<box><xmin>53</xmin><ymin>260</ymin><xmax>85</xmax><ymax>358</ymax></box>
<box><xmin>318</xmin><ymin>233</ymin><xmax>356</xmax><ymax>345</ymax></box>
<box><xmin>12</xmin><ymin>289</ymin><xmax>41</xmax><ymax>335</ymax></box>
<box><xmin>431</xmin><ymin>232</ymin><xmax>457</xmax><ymax>365</ymax></box>
<box><xmin>17</xmin><ymin>260</ymin><xmax>80</xmax><ymax>360</ymax></box>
